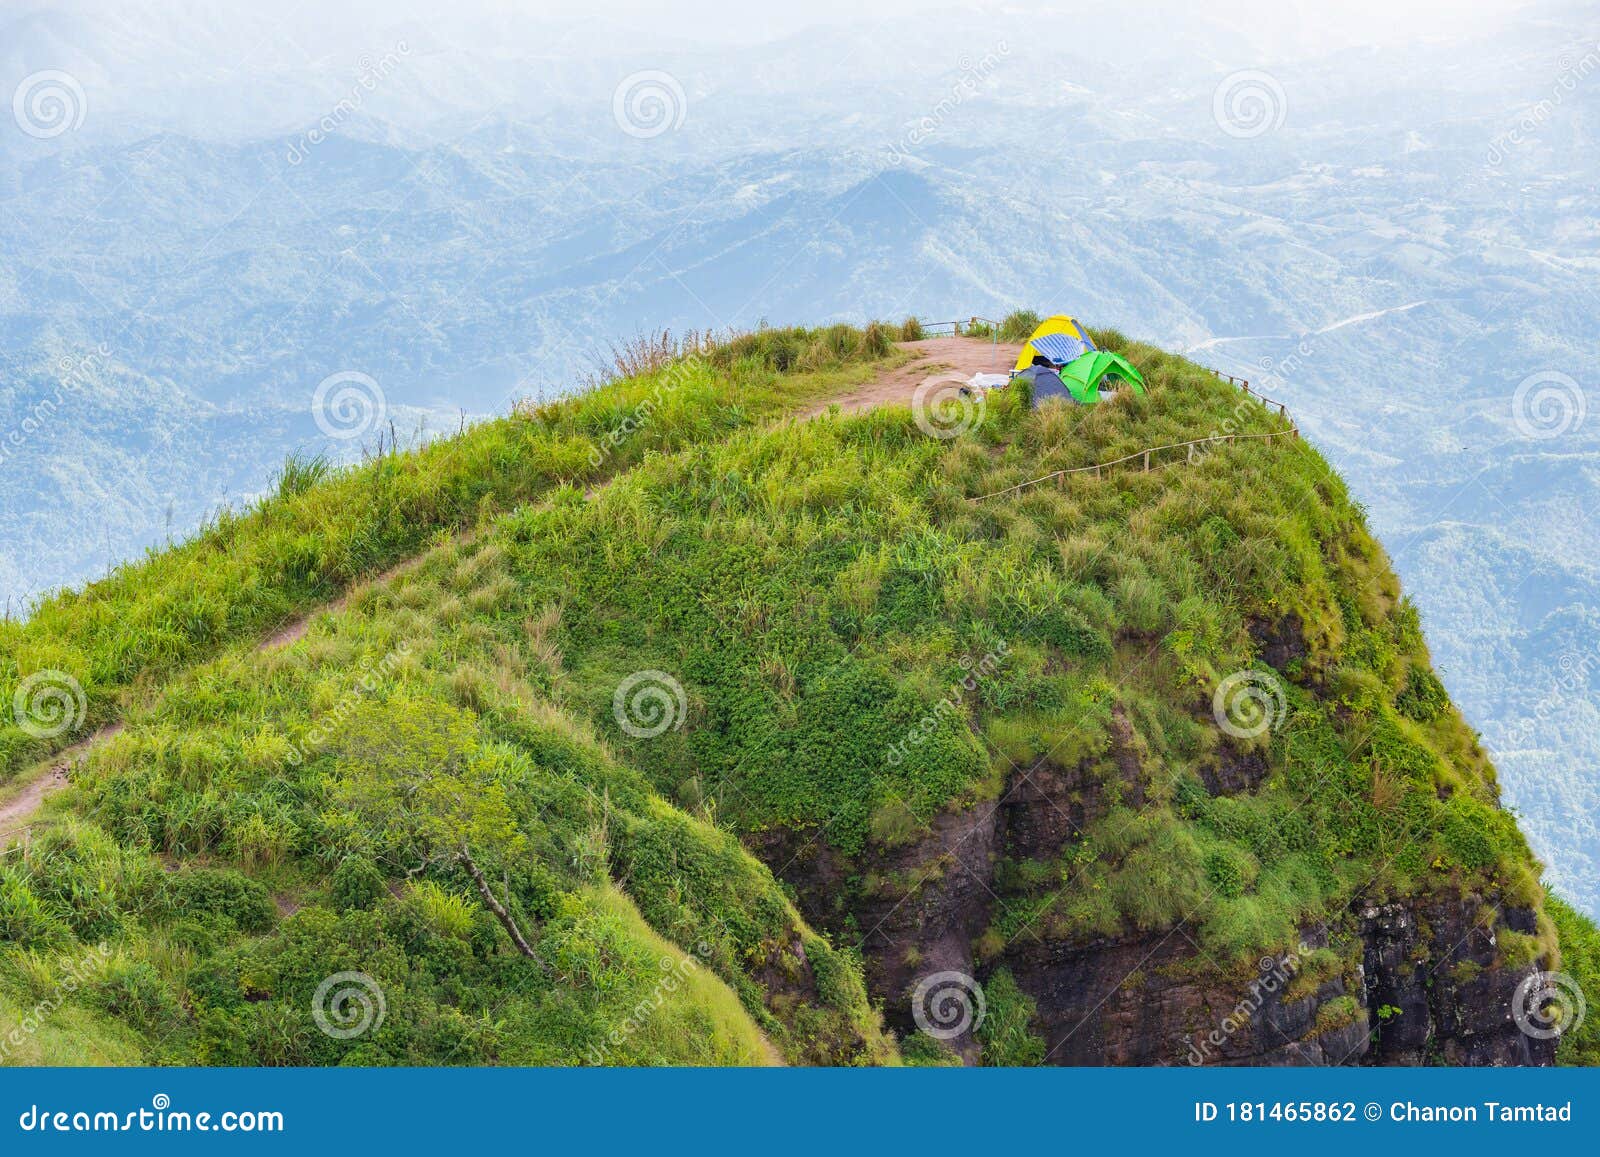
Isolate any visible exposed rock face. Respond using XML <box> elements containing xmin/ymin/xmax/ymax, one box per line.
<box><xmin>1249</xmin><ymin>611</ymin><xmax>1309</xmax><ymax>672</ymax></box>
<box><xmin>753</xmin><ymin>755</ymin><xmax>1554</xmax><ymax>1068</ymax></box>
<box><xmin>1000</xmin><ymin>924</ymin><xmax>1371</xmax><ymax>1066</ymax></box>
<box><xmin>1358</xmin><ymin>899</ymin><xmax>1554</xmax><ymax>1066</ymax></box>
<box><xmin>755</xmin><ymin>806</ymin><xmax>1000</xmax><ymax>1061</ymax></box>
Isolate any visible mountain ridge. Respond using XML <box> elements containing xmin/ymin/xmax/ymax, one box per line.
<box><xmin>2</xmin><ymin>322</ymin><xmax>1596</xmax><ymax>1066</ymax></box>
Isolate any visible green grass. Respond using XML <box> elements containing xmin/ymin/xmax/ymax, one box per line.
<box><xmin>0</xmin><ymin>323</ymin><xmax>1586</xmax><ymax>1067</ymax></box>
<box><xmin>1550</xmin><ymin>895</ymin><xmax>1600</xmax><ymax>1065</ymax></box>
<box><xmin>999</xmin><ymin>310</ymin><xmax>1040</xmax><ymax>343</ymax></box>
<box><xmin>0</xmin><ymin>326</ymin><xmax>905</xmax><ymax>787</ymax></box>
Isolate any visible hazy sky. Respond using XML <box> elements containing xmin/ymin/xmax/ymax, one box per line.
<box><xmin>0</xmin><ymin>0</ymin><xmax>1545</xmax><ymax>54</ymax></box>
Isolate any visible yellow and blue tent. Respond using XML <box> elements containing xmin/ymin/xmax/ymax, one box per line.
<box><xmin>1014</xmin><ymin>315</ymin><xmax>1144</xmax><ymax>404</ymax></box>
<box><xmin>1013</xmin><ymin>315</ymin><xmax>1097</xmax><ymax>371</ymax></box>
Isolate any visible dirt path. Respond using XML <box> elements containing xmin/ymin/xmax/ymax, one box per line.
<box><xmin>0</xmin><ymin>724</ymin><xmax>124</xmax><ymax>839</ymax></box>
<box><xmin>4</xmin><ymin>523</ymin><xmax>484</xmax><ymax>838</ymax></box>
<box><xmin>802</xmin><ymin>336</ymin><xmax>1023</xmax><ymax>419</ymax></box>
<box><xmin>260</xmin><ymin>528</ymin><xmax>477</xmax><ymax>652</ymax></box>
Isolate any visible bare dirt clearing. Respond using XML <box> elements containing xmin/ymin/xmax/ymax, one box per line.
<box><xmin>802</xmin><ymin>336</ymin><xmax>1023</xmax><ymax>418</ymax></box>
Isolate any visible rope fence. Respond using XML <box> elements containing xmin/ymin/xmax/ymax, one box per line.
<box><xmin>968</xmin><ymin>369</ymin><xmax>1300</xmax><ymax>503</ymax></box>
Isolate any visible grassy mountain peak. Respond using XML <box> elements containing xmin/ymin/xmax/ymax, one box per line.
<box><xmin>2</xmin><ymin>320</ymin><xmax>1595</xmax><ymax>1066</ymax></box>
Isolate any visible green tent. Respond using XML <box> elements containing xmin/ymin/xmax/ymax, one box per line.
<box><xmin>1058</xmin><ymin>351</ymin><xmax>1146</xmax><ymax>403</ymax></box>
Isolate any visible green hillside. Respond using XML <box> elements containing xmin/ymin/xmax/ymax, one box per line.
<box><xmin>2</xmin><ymin>321</ymin><xmax>1595</xmax><ymax>1066</ymax></box>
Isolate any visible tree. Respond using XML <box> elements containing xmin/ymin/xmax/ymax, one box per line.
<box><xmin>331</xmin><ymin>696</ymin><xmax>546</xmax><ymax>967</ymax></box>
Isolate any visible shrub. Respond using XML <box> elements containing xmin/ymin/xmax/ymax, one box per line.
<box><xmin>1314</xmin><ymin>994</ymin><xmax>1361</xmax><ymax>1033</ymax></box>
<box><xmin>1086</xmin><ymin>326</ymin><xmax>1129</xmax><ymax>352</ymax></box>
<box><xmin>0</xmin><ymin>871</ymin><xmax>71</xmax><ymax>944</ymax></box>
<box><xmin>160</xmin><ymin>868</ymin><xmax>276</xmax><ymax>934</ymax></box>
<box><xmin>331</xmin><ymin>856</ymin><xmax>387</xmax><ymax>911</ymax></box>
<box><xmin>999</xmin><ymin>310</ymin><xmax>1041</xmax><ymax>342</ymax></box>
<box><xmin>898</xmin><ymin>317</ymin><xmax>924</xmax><ymax>342</ymax></box>
<box><xmin>1396</xmin><ymin>664</ymin><xmax>1449</xmax><ymax>722</ymax></box>
<box><xmin>977</xmin><ymin>967</ymin><xmax>1046</xmax><ymax>1066</ymax></box>
<box><xmin>862</xmin><ymin>320</ymin><xmax>894</xmax><ymax>358</ymax></box>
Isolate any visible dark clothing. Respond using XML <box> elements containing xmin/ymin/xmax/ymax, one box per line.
<box><xmin>1014</xmin><ymin>365</ymin><xmax>1077</xmax><ymax>406</ymax></box>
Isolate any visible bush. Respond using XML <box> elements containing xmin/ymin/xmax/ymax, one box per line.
<box><xmin>160</xmin><ymin>868</ymin><xmax>276</xmax><ymax>933</ymax></box>
<box><xmin>0</xmin><ymin>871</ymin><xmax>71</xmax><ymax>944</ymax></box>
<box><xmin>977</xmin><ymin>967</ymin><xmax>1046</xmax><ymax>1066</ymax></box>
<box><xmin>898</xmin><ymin>317</ymin><xmax>924</xmax><ymax>342</ymax></box>
<box><xmin>1086</xmin><ymin>326</ymin><xmax>1129</xmax><ymax>352</ymax></box>
<box><xmin>1396</xmin><ymin>664</ymin><xmax>1449</xmax><ymax>722</ymax></box>
<box><xmin>331</xmin><ymin>856</ymin><xmax>387</xmax><ymax>911</ymax></box>
<box><xmin>999</xmin><ymin>310</ymin><xmax>1041</xmax><ymax>342</ymax></box>
<box><xmin>862</xmin><ymin>320</ymin><xmax>894</xmax><ymax>358</ymax></box>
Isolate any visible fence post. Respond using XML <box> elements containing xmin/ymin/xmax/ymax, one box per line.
<box><xmin>1143</xmin><ymin>450</ymin><xmax>1151</xmax><ymax>472</ymax></box>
